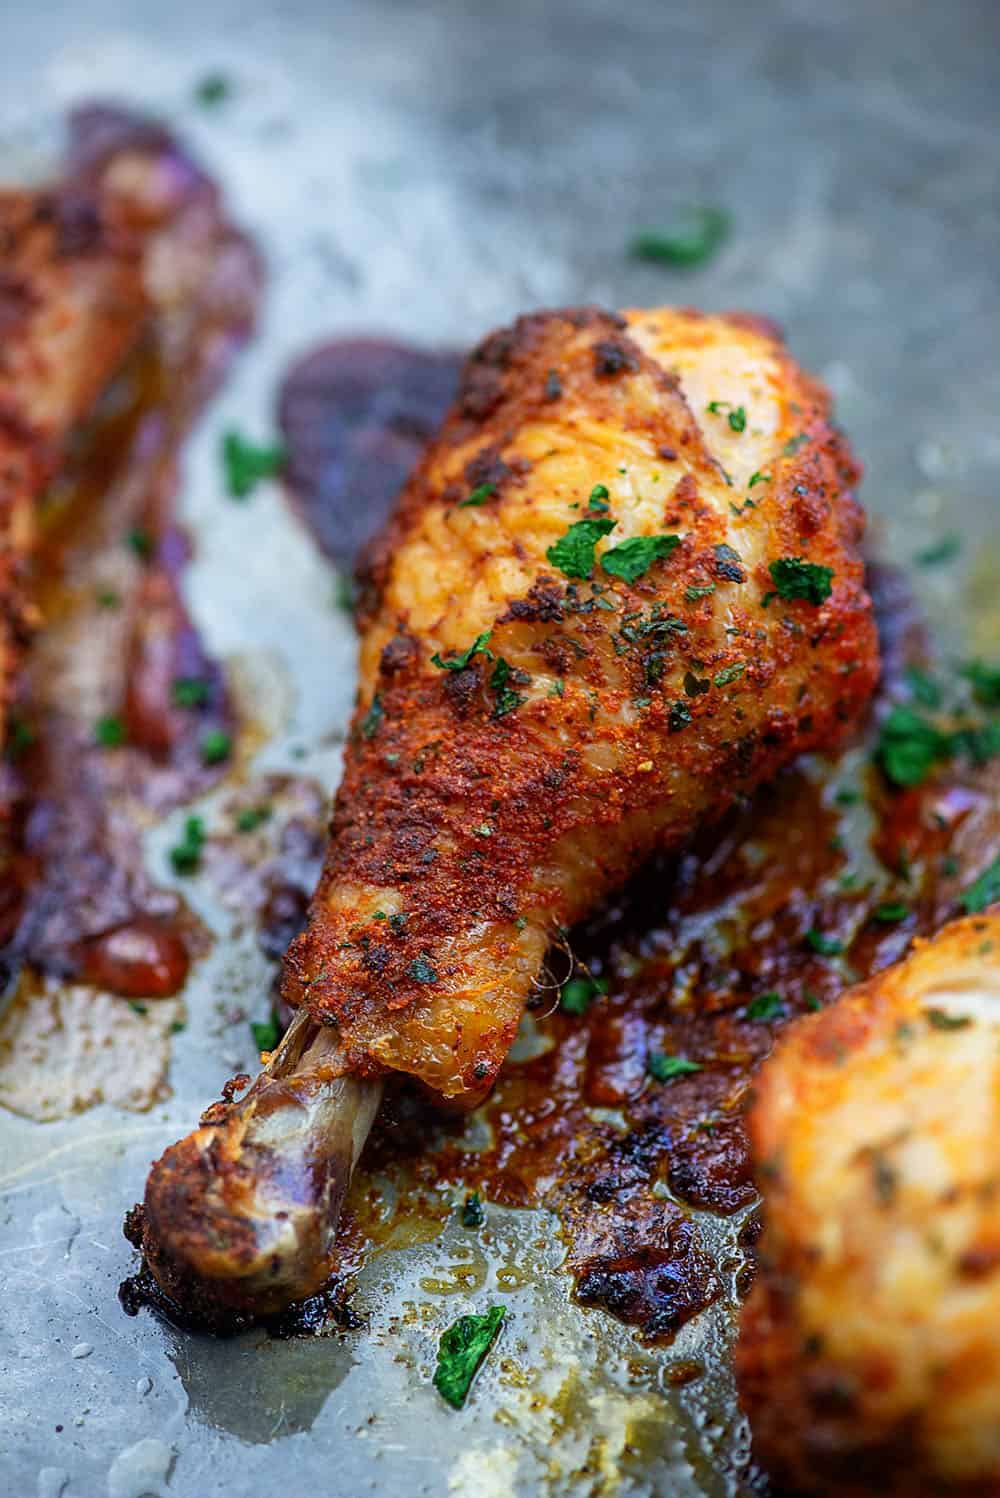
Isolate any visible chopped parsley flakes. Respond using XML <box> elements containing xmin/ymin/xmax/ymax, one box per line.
<box><xmin>431</xmin><ymin>630</ymin><xmax>494</xmax><ymax>671</ymax></box>
<box><xmin>169</xmin><ymin>815</ymin><xmax>205</xmax><ymax>876</ymax></box>
<box><xmin>601</xmin><ymin>533</ymin><xmax>680</xmax><ymax>583</ymax></box>
<box><xmin>706</xmin><ymin>400</ymin><xmax>747</xmax><ymax>433</ymax></box>
<box><xmin>250</xmin><ymin>1010</ymin><xmax>282</xmax><ymax>1053</ymax></box>
<box><xmin>627</xmin><ymin>207</ymin><xmax>730</xmax><ymax>269</ymax></box>
<box><xmin>764</xmin><ymin>557</ymin><xmax>834</xmax><ymax>607</ymax></box>
<box><xmin>546</xmin><ymin>517</ymin><xmax>616</xmax><ymax>579</ymax></box>
<box><xmin>95</xmin><ymin>714</ymin><xmax>126</xmax><ymax>748</ymax></box>
<box><xmin>408</xmin><ymin>956</ymin><xmax>439</xmax><ymax>984</ymax></box>
<box><xmin>458</xmin><ymin>483</ymin><xmax>496</xmax><ymax>508</ymax></box>
<box><xmin>806</xmin><ymin>929</ymin><xmax>844</xmax><ymax>957</ymax></box>
<box><xmin>560</xmin><ymin>973</ymin><xmax>609</xmax><ymax>1015</ymax></box>
<box><xmin>222</xmin><ymin>431</ymin><xmax>285</xmax><ymax>500</ymax></box>
<box><xmin>433</xmin><ymin>1306</ymin><xmax>505</xmax><ymax>1409</ymax></box>
<box><xmin>960</xmin><ymin>856</ymin><xmax>1000</xmax><ymax>914</ymax></box>
<box><xmin>746</xmin><ymin>992</ymin><xmax>785</xmax><ymax>1022</ymax></box>
<box><xmin>647</xmin><ymin>1051</ymin><xmax>702</xmax><ymax>1083</ymax></box>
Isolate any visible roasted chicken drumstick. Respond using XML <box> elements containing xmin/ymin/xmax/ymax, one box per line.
<box><xmin>738</xmin><ymin>911</ymin><xmax>1000</xmax><ymax>1496</ymax></box>
<box><xmin>140</xmin><ymin>305</ymin><xmax>879</xmax><ymax>1321</ymax></box>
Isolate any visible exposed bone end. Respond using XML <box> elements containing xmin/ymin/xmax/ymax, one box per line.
<box><xmin>140</xmin><ymin>1008</ymin><xmax>383</xmax><ymax>1323</ymax></box>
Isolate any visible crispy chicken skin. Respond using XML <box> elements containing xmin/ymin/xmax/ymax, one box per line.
<box><xmin>141</xmin><ymin>305</ymin><xmax>879</xmax><ymax>1320</ymax></box>
<box><xmin>737</xmin><ymin>912</ymin><xmax>1000</xmax><ymax>1497</ymax></box>
<box><xmin>0</xmin><ymin>183</ymin><xmax>148</xmax><ymax>739</ymax></box>
<box><xmin>286</xmin><ymin>306</ymin><xmax>878</xmax><ymax>1098</ymax></box>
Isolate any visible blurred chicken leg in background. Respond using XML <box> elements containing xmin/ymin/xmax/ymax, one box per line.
<box><xmin>738</xmin><ymin>910</ymin><xmax>1000</xmax><ymax>1497</ymax></box>
<box><xmin>139</xmin><ymin>304</ymin><xmax>880</xmax><ymax>1324</ymax></box>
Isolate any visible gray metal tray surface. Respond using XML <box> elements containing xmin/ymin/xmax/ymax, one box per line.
<box><xmin>1</xmin><ymin>2</ymin><xmax>998</xmax><ymax>1495</ymax></box>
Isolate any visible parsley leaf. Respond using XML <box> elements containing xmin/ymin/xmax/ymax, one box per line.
<box><xmin>713</xmin><ymin>661</ymin><xmax>746</xmax><ymax>687</ymax></box>
<box><xmin>195</xmin><ymin>73</ymin><xmax>231</xmax><ymax>107</ymax></box>
<box><xmin>222</xmin><ymin>431</ymin><xmax>285</xmax><ymax>500</ymax></box>
<box><xmin>873</xmin><ymin>902</ymin><xmax>909</xmax><ymax>924</ymax></box>
<box><xmin>169</xmin><ymin>815</ymin><xmax>205</xmax><ymax>876</ymax></box>
<box><xmin>560</xmin><ymin>973</ymin><xmax>609</xmax><ymax>1015</ymax></box>
<box><xmin>462</xmin><ymin>1193</ymin><xmax>485</xmax><ymax>1228</ymax></box>
<box><xmin>628</xmin><ymin>207</ymin><xmax>730</xmax><ymax>269</ymax></box>
<box><xmin>546</xmin><ymin>517</ymin><xmax>616</xmax><ymax>579</ymax></box>
<box><xmin>588</xmin><ymin>484</ymin><xmax>610</xmax><ymax>511</ymax></box>
<box><xmin>748</xmin><ymin>471</ymin><xmax>771</xmax><ymax>489</ymax></box>
<box><xmin>924</xmin><ymin>1007</ymin><xmax>972</xmax><ymax>1031</ymax></box>
<box><xmin>707</xmin><ymin>401</ymin><xmax>746</xmax><ymax>433</ymax></box>
<box><xmin>458</xmin><ymin>483</ymin><xmax>496</xmax><ymax>508</ymax></box>
<box><xmin>959</xmin><ymin>856</ymin><xmax>1000</xmax><ymax>914</ymax></box>
<box><xmin>172</xmin><ymin>676</ymin><xmax>212</xmax><ymax>709</ymax></box>
<box><xmin>647</xmin><ymin>1051</ymin><xmax>702</xmax><ymax>1083</ymax></box>
<box><xmin>200</xmin><ymin>729</ymin><xmax>231</xmax><ymax>765</ymax></box>
<box><xmin>806</xmin><ymin>929</ymin><xmax>844</xmax><ymax>957</ymax></box>
<box><xmin>236</xmin><ymin>805</ymin><xmax>271</xmax><ymax>833</ymax></box>
<box><xmin>601</xmin><ymin>533</ymin><xmax>680</xmax><ymax>583</ymax></box>
<box><xmin>961</xmin><ymin>660</ymin><xmax>1000</xmax><ymax>708</ymax></box>
<box><xmin>684</xmin><ymin>583</ymin><xmax>715</xmax><ymax>602</ymax></box>
<box><xmin>490</xmin><ymin>657</ymin><xmax>528</xmax><ymax>719</ymax></box>
<box><xmin>250</xmin><ymin>1011</ymin><xmax>282</xmax><ymax>1052</ymax></box>
<box><xmin>876</xmin><ymin>706</ymin><xmax>948</xmax><ymax>788</ymax></box>
<box><xmin>360</xmin><ymin>695</ymin><xmax>384</xmax><ymax>740</ymax></box>
<box><xmin>433</xmin><ymin>1306</ymin><xmax>505</xmax><ymax>1409</ymax></box>
<box><xmin>746</xmin><ymin>992</ymin><xmax>785</xmax><ymax>1022</ymax></box>
<box><xmin>765</xmin><ymin>557</ymin><xmax>834</xmax><ymax>606</ymax></box>
<box><xmin>408</xmin><ymin>956</ymin><xmax>439</xmax><ymax>984</ymax></box>
<box><xmin>431</xmin><ymin>630</ymin><xmax>494</xmax><ymax>671</ymax></box>
<box><xmin>95</xmin><ymin>715</ymin><xmax>126</xmax><ymax>748</ymax></box>
<box><xmin>914</xmin><ymin>533</ymin><xmax>960</xmax><ymax>567</ymax></box>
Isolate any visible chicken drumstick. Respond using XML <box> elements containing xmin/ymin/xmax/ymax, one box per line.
<box><xmin>140</xmin><ymin>305</ymin><xmax>879</xmax><ymax>1323</ymax></box>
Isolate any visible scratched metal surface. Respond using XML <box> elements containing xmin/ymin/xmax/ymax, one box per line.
<box><xmin>1</xmin><ymin>2</ymin><xmax>998</xmax><ymax>1496</ymax></box>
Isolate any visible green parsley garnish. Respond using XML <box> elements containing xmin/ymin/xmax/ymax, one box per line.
<box><xmin>195</xmin><ymin>73</ymin><xmax>231</xmax><ymax>106</ymax></box>
<box><xmin>546</xmin><ymin>517</ymin><xmax>616</xmax><ymax>579</ymax></box>
<box><xmin>904</xmin><ymin>667</ymin><xmax>942</xmax><ymax>709</ymax></box>
<box><xmin>587</xmin><ymin>484</ymin><xmax>610</xmax><ymax>511</ymax></box>
<box><xmin>222</xmin><ymin>431</ymin><xmax>285</xmax><ymax>500</ymax></box>
<box><xmin>876</xmin><ymin>706</ymin><xmax>947</xmax><ymax>788</ymax></box>
<box><xmin>684</xmin><ymin>583</ymin><xmax>715</xmax><ymax>602</ymax></box>
<box><xmin>914</xmin><ymin>534</ymin><xmax>960</xmax><ymax>567</ymax></box>
<box><xmin>433</xmin><ymin>1306</ymin><xmax>505</xmax><ymax>1409</ymax></box>
<box><xmin>169</xmin><ymin>815</ymin><xmax>205</xmax><ymax>876</ymax></box>
<box><xmin>764</xmin><ymin>557</ymin><xmax>834</xmax><ymax>607</ymax></box>
<box><xmin>746</xmin><ymin>992</ymin><xmax>785</xmax><ymax>1022</ymax></box>
<box><xmin>647</xmin><ymin>1051</ymin><xmax>702</xmax><ymax>1083</ymax></box>
<box><xmin>706</xmin><ymin>401</ymin><xmax>747</xmax><ymax>433</ymax></box>
<box><xmin>127</xmin><ymin>1001</ymin><xmax>148</xmax><ymax>1017</ymax></box>
<box><xmin>748</xmin><ymin>471</ymin><xmax>771</xmax><ymax>489</ymax></box>
<box><xmin>959</xmin><ymin>856</ymin><xmax>1000</xmax><ymax>914</ymax></box>
<box><xmin>250</xmin><ymin>1010</ymin><xmax>282</xmax><ymax>1052</ymax></box>
<box><xmin>360</xmin><ymin>694</ymin><xmax>383</xmax><ymax>739</ymax></box>
<box><xmin>628</xmin><ymin>207</ymin><xmax>730</xmax><ymax>269</ymax></box>
<box><xmin>490</xmin><ymin>657</ymin><xmax>528</xmax><ymax>719</ymax></box>
<box><xmin>873</xmin><ymin>903</ymin><xmax>909</xmax><ymax>924</ymax></box>
<box><xmin>713</xmin><ymin>661</ymin><xmax>746</xmax><ymax>687</ymax></box>
<box><xmin>924</xmin><ymin>1007</ymin><xmax>972</xmax><ymax>1031</ymax></box>
<box><xmin>408</xmin><ymin>956</ymin><xmax>439</xmax><ymax>984</ymax></box>
<box><xmin>96</xmin><ymin>586</ymin><xmax>120</xmax><ymax>609</ymax></box>
<box><xmin>172</xmin><ymin>676</ymin><xmax>212</xmax><ymax>709</ymax></box>
<box><xmin>462</xmin><ymin>1193</ymin><xmax>485</xmax><ymax>1228</ymax></box>
<box><xmin>127</xmin><ymin>527</ymin><xmax>153</xmax><ymax>561</ymax></box>
<box><xmin>458</xmin><ymin>483</ymin><xmax>496</xmax><ymax>508</ymax></box>
<box><xmin>200</xmin><ymin>729</ymin><xmax>231</xmax><ymax>765</ymax></box>
<box><xmin>95</xmin><ymin>715</ymin><xmax>126</xmax><ymax>748</ymax></box>
<box><xmin>560</xmin><ymin>973</ymin><xmax>609</xmax><ymax>1015</ymax></box>
<box><xmin>431</xmin><ymin>630</ymin><xmax>493</xmax><ymax>671</ymax></box>
<box><xmin>668</xmin><ymin>700</ymin><xmax>691</xmax><ymax>733</ymax></box>
<box><xmin>961</xmin><ymin>660</ymin><xmax>1000</xmax><ymax>708</ymax></box>
<box><xmin>783</xmin><ymin>433</ymin><xmax>810</xmax><ymax>456</ymax></box>
<box><xmin>236</xmin><ymin>805</ymin><xmax>271</xmax><ymax>833</ymax></box>
<box><xmin>806</xmin><ymin>929</ymin><xmax>844</xmax><ymax>957</ymax></box>
<box><xmin>601</xmin><ymin>533</ymin><xmax>680</xmax><ymax>584</ymax></box>
<box><xmin>5</xmin><ymin>715</ymin><xmax>36</xmax><ymax>761</ymax></box>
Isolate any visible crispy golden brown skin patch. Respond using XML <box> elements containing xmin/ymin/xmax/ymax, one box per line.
<box><xmin>738</xmin><ymin>911</ymin><xmax>1000</xmax><ymax>1496</ymax></box>
<box><xmin>284</xmin><ymin>305</ymin><xmax>879</xmax><ymax>1102</ymax></box>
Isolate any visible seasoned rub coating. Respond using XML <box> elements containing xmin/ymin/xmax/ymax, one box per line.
<box><xmin>0</xmin><ymin>180</ymin><xmax>150</xmax><ymax>740</ymax></box>
<box><xmin>284</xmin><ymin>305</ymin><xmax>878</xmax><ymax>1102</ymax></box>
<box><xmin>737</xmin><ymin>912</ymin><xmax>1000</xmax><ymax>1497</ymax></box>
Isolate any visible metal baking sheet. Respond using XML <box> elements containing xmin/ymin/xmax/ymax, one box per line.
<box><xmin>1</xmin><ymin>2</ymin><xmax>998</xmax><ymax>1495</ymax></box>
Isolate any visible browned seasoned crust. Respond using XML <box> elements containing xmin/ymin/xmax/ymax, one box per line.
<box><xmin>283</xmin><ymin>303</ymin><xmax>879</xmax><ymax>1102</ymax></box>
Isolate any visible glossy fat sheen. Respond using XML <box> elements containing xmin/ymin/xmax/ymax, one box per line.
<box><xmin>738</xmin><ymin>912</ymin><xmax>1000</xmax><ymax>1496</ymax></box>
<box><xmin>0</xmin><ymin>181</ymin><xmax>148</xmax><ymax>741</ymax></box>
<box><xmin>283</xmin><ymin>305</ymin><xmax>879</xmax><ymax>1100</ymax></box>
